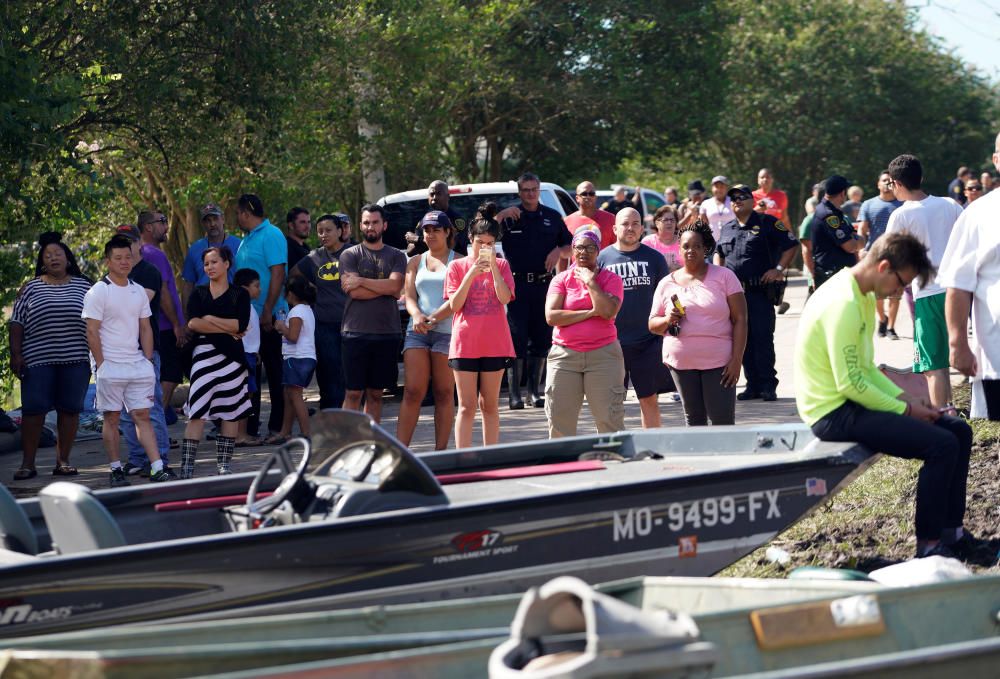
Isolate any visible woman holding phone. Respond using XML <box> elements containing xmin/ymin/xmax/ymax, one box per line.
<box><xmin>444</xmin><ymin>203</ymin><xmax>515</xmax><ymax>448</ymax></box>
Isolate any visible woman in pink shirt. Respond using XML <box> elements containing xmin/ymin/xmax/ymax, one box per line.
<box><xmin>544</xmin><ymin>226</ymin><xmax>625</xmax><ymax>438</ymax></box>
<box><xmin>444</xmin><ymin>203</ymin><xmax>515</xmax><ymax>448</ymax></box>
<box><xmin>642</xmin><ymin>205</ymin><xmax>682</xmax><ymax>271</ymax></box>
<box><xmin>649</xmin><ymin>220</ymin><xmax>747</xmax><ymax>425</ymax></box>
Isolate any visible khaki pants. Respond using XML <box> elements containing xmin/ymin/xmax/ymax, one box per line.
<box><xmin>544</xmin><ymin>342</ymin><xmax>626</xmax><ymax>438</ymax></box>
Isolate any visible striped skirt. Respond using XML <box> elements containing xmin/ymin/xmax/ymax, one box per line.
<box><xmin>184</xmin><ymin>344</ymin><xmax>252</xmax><ymax>421</ymax></box>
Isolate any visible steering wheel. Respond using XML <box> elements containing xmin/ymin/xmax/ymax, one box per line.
<box><xmin>246</xmin><ymin>437</ymin><xmax>313</xmax><ymax>520</ymax></box>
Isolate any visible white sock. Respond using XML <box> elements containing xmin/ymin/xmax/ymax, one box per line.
<box><xmin>110</xmin><ymin>461</ymin><xmax>122</xmax><ymax>470</ymax></box>
<box><xmin>151</xmin><ymin>460</ymin><xmax>164</xmax><ymax>474</ymax></box>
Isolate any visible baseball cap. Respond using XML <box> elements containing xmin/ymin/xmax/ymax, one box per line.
<box><xmin>710</xmin><ymin>175</ymin><xmax>730</xmax><ymax>186</ymax></box>
<box><xmin>726</xmin><ymin>184</ymin><xmax>754</xmax><ymax>200</ymax></box>
<box><xmin>419</xmin><ymin>210</ymin><xmax>453</xmax><ymax>229</ymax></box>
<box><xmin>687</xmin><ymin>180</ymin><xmax>706</xmax><ymax>195</ymax></box>
<box><xmin>200</xmin><ymin>203</ymin><xmax>224</xmax><ymax>219</ymax></box>
<box><xmin>115</xmin><ymin>224</ymin><xmax>141</xmax><ymax>241</ymax></box>
<box><xmin>824</xmin><ymin>175</ymin><xmax>850</xmax><ymax>196</ymax></box>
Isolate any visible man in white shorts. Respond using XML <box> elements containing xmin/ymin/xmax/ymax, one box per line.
<box><xmin>83</xmin><ymin>235</ymin><xmax>176</xmax><ymax>487</ymax></box>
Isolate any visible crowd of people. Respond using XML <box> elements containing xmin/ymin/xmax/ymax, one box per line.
<box><xmin>8</xmin><ymin>133</ymin><xmax>1000</xmax><ymax>563</ymax></box>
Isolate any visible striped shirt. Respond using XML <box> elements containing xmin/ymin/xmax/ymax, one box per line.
<box><xmin>9</xmin><ymin>277</ymin><xmax>92</xmax><ymax>367</ymax></box>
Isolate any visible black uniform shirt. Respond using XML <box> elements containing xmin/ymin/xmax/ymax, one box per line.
<box><xmin>716</xmin><ymin>211</ymin><xmax>798</xmax><ymax>285</ymax></box>
<box><xmin>500</xmin><ymin>204</ymin><xmax>571</xmax><ymax>274</ymax></box>
<box><xmin>811</xmin><ymin>199</ymin><xmax>858</xmax><ymax>273</ymax></box>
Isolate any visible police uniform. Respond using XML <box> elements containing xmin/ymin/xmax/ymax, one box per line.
<box><xmin>716</xmin><ymin>210</ymin><xmax>798</xmax><ymax>397</ymax></box>
<box><xmin>501</xmin><ymin>203</ymin><xmax>571</xmax><ymax>358</ymax></box>
<box><xmin>409</xmin><ymin>206</ymin><xmax>469</xmax><ymax>257</ymax></box>
<box><xmin>810</xmin><ymin>198</ymin><xmax>858</xmax><ymax>289</ymax></box>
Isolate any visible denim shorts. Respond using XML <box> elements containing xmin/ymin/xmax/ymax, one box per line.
<box><xmin>403</xmin><ymin>329</ymin><xmax>451</xmax><ymax>356</ymax></box>
<box><xmin>21</xmin><ymin>361</ymin><xmax>92</xmax><ymax>416</ymax></box>
<box><xmin>283</xmin><ymin>357</ymin><xmax>317</xmax><ymax>388</ymax></box>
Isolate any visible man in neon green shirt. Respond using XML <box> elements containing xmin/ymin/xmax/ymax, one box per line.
<box><xmin>794</xmin><ymin>232</ymin><xmax>978</xmax><ymax>560</ymax></box>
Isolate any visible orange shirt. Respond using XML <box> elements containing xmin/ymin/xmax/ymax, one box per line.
<box><xmin>752</xmin><ymin>188</ymin><xmax>789</xmax><ymax>226</ymax></box>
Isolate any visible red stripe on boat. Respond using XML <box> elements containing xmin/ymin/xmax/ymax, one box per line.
<box><xmin>154</xmin><ymin>460</ymin><xmax>605</xmax><ymax>512</ymax></box>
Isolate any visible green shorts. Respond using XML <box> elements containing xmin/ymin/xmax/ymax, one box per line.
<box><xmin>913</xmin><ymin>293</ymin><xmax>948</xmax><ymax>373</ymax></box>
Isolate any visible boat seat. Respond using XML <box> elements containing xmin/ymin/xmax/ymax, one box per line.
<box><xmin>39</xmin><ymin>482</ymin><xmax>126</xmax><ymax>554</ymax></box>
<box><xmin>0</xmin><ymin>482</ymin><xmax>38</xmax><ymax>555</ymax></box>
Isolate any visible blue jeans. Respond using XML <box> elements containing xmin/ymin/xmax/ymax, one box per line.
<box><xmin>315</xmin><ymin>322</ymin><xmax>345</xmax><ymax>409</ymax></box>
<box><xmin>121</xmin><ymin>351</ymin><xmax>169</xmax><ymax>465</ymax></box>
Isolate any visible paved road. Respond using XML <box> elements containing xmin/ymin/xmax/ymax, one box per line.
<box><xmin>1</xmin><ymin>276</ymin><xmax>927</xmax><ymax>495</ymax></box>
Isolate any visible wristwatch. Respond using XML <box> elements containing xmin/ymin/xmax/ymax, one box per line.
<box><xmin>775</xmin><ymin>265</ymin><xmax>785</xmax><ymax>273</ymax></box>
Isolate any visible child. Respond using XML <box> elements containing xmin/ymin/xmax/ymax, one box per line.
<box><xmin>233</xmin><ymin>268</ymin><xmax>262</xmax><ymax>446</ymax></box>
<box><xmin>267</xmin><ymin>277</ymin><xmax>317</xmax><ymax>443</ymax></box>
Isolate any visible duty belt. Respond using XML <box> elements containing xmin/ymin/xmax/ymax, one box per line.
<box><xmin>513</xmin><ymin>271</ymin><xmax>553</xmax><ymax>283</ymax></box>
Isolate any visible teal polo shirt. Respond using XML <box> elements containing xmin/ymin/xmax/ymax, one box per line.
<box><xmin>235</xmin><ymin>219</ymin><xmax>288</xmax><ymax>317</ymax></box>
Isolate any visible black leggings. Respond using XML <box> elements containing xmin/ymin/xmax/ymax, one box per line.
<box><xmin>668</xmin><ymin>366</ymin><xmax>735</xmax><ymax>426</ymax></box>
<box><xmin>811</xmin><ymin>401</ymin><xmax>972</xmax><ymax>540</ymax></box>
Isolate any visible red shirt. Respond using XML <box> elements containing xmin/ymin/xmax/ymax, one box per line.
<box><xmin>564</xmin><ymin>210</ymin><xmax>616</xmax><ymax>249</ymax></box>
<box><xmin>752</xmin><ymin>188</ymin><xmax>789</xmax><ymax>226</ymax></box>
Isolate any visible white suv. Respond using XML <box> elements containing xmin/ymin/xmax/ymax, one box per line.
<box><xmin>377</xmin><ymin>181</ymin><xmax>577</xmax><ymax>251</ymax></box>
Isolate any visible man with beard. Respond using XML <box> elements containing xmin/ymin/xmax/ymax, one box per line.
<box><xmin>405</xmin><ymin>180</ymin><xmax>468</xmax><ymax>256</ymax></box>
<box><xmin>285</xmin><ymin>207</ymin><xmax>312</xmax><ymax>271</ymax></box>
<box><xmin>597</xmin><ymin>208</ymin><xmax>672</xmax><ymax>427</ymax></box>
<box><xmin>181</xmin><ymin>203</ymin><xmax>243</xmax><ymax>302</ymax></box>
<box><xmin>339</xmin><ymin>205</ymin><xmax>407</xmax><ymax>422</ymax></box>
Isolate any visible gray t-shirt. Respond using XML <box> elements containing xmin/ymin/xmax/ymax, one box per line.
<box><xmin>339</xmin><ymin>243</ymin><xmax>407</xmax><ymax>335</ymax></box>
<box><xmin>294</xmin><ymin>245</ymin><xmax>349</xmax><ymax>326</ymax></box>
<box><xmin>596</xmin><ymin>243</ymin><xmax>669</xmax><ymax>346</ymax></box>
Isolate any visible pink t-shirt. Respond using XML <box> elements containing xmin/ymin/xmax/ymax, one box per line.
<box><xmin>444</xmin><ymin>256</ymin><xmax>516</xmax><ymax>359</ymax></box>
<box><xmin>641</xmin><ymin>234</ymin><xmax>681</xmax><ymax>270</ymax></box>
<box><xmin>565</xmin><ymin>210</ymin><xmax>616</xmax><ymax>249</ymax></box>
<box><xmin>650</xmin><ymin>265</ymin><xmax>743</xmax><ymax>370</ymax></box>
<box><xmin>547</xmin><ymin>266</ymin><xmax>624</xmax><ymax>352</ymax></box>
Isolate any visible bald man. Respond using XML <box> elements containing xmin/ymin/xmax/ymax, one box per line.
<box><xmin>565</xmin><ymin>180</ymin><xmax>616</xmax><ymax>250</ymax></box>
<box><xmin>597</xmin><ymin>208</ymin><xmax>673</xmax><ymax>427</ymax></box>
<box><xmin>405</xmin><ymin>180</ymin><xmax>469</xmax><ymax>256</ymax></box>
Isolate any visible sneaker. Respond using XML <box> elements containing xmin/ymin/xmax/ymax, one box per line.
<box><xmin>777</xmin><ymin>301</ymin><xmax>790</xmax><ymax>315</ymax></box>
<box><xmin>150</xmin><ymin>467</ymin><xmax>177</xmax><ymax>483</ymax></box>
<box><xmin>886</xmin><ymin>328</ymin><xmax>899</xmax><ymax>340</ymax></box>
<box><xmin>877</xmin><ymin>321</ymin><xmax>887</xmax><ymax>338</ymax></box>
<box><xmin>946</xmin><ymin>531</ymin><xmax>988</xmax><ymax>561</ymax></box>
<box><xmin>109</xmin><ymin>468</ymin><xmax>131</xmax><ymax>488</ymax></box>
<box><xmin>916</xmin><ymin>542</ymin><xmax>957</xmax><ymax>559</ymax></box>
<box><xmin>122</xmin><ymin>461</ymin><xmax>144</xmax><ymax>476</ymax></box>
<box><xmin>737</xmin><ymin>390</ymin><xmax>761</xmax><ymax>401</ymax></box>
<box><xmin>217</xmin><ymin>466</ymin><xmax>233</xmax><ymax>476</ymax></box>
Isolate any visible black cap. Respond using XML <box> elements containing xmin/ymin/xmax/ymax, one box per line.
<box><xmin>726</xmin><ymin>184</ymin><xmax>754</xmax><ymax>200</ymax></box>
<box><xmin>687</xmin><ymin>180</ymin><xmax>706</xmax><ymax>194</ymax></box>
<box><xmin>824</xmin><ymin>175</ymin><xmax>850</xmax><ymax>196</ymax></box>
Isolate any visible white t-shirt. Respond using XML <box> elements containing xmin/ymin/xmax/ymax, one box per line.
<box><xmin>282</xmin><ymin>304</ymin><xmax>316</xmax><ymax>360</ymax></box>
<box><xmin>243</xmin><ymin>305</ymin><xmax>261</xmax><ymax>354</ymax></box>
<box><xmin>938</xmin><ymin>188</ymin><xmax>1000</xmax><ymax>381</ymax></box>
<box><xmin>699</xmin><ymin>196</ymin><xmax>735</xmax><ymax>240</ymax></box>
<box><xmin>885</xmin><ymin>195</ymin><xmax>963</xmax><ymax>299</ymax></box>
<box><xmin>81</xmin><ymin>277</ymin><xmax>152</xmax><ymax>364</ymax></box>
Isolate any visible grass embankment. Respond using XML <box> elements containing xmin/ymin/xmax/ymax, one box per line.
<box><xmin>721</xmin><ymin>384</ymin><xmax>999</xmax><ymax>576</ymax></box>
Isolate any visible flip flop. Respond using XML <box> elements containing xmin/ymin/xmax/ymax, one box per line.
<box><xmin>13</xmin><ymin>468</ymin><xmax>37</xmax><ymax>481</ymax></box>
<box><xmin>52</xmin><ymin>464</ymin><xmax>79</xmax><ymax>476</ymax></box>
<box><xmin>234</xmin><ymin>437</ymin><xmax>263</xmax><ymax>448</ymax></box>
<box><xmin>262</xmin><ymin>434</ymin><xmax>289</xmax><ymax>446</ymax></box>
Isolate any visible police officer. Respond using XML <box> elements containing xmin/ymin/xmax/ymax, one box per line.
<box><xmin>715</xmin><ymin>184</ymin><xmax>799</xmax><ymax>402</ymax></box>
<box><xmin>810</xmin><ymin>175</ymin><xmax>863</xmax><ymax>289</ymax></box>
<box><xmin>404</xmin><ymin>180</ymin><xmax>469</xmax><ymax>257</ymax></box>
<box><xmin>495</xmin><ymin>172</ymin><xmax>571</xmax><ymax>409</ymax></box>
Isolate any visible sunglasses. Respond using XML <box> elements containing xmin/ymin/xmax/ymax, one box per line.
<box><xmin>730</xmin><ymin>194</ymin><xmax>752</xmax><ymax>202</ymax></box>
<box><xmin>577</xmin><ymin>191</ymin><xmax>597</xmax><ymax>197</ymax></box>
<box><xmin>965</xmin><ymin>185</ymin><xmax>983</xmax><ymax>192</ymax></box>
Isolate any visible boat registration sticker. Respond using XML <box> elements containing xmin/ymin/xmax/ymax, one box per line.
<box><xmin>678</xmin><ymin>535</ymin><xmax>698</xmax><ymax>558</ymax></box>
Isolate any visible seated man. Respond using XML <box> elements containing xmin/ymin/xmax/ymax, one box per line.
<box><xmin>793</xmin><ymin>232</ymin><xmax>978</xmax><ymax>559</ymax></box>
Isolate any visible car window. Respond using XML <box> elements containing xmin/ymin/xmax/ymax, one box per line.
<box><xmin>380</xmin><ymin>191</ymin><xmax>523</xmax><ymax>250</ymax></box>
<box><xmin>554</xmin><ymin>188</ymin><xmax>578</xmax><ymax>215</ymax></box>
<box><xmin>644</xmin><ymin>191</ymin><xmax>666</xmax><ymax>212</ymax></box>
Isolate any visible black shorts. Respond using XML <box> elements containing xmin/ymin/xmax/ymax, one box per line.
<box><xmin>158</xmin><ymin>329</ymin><xmax>184</xmax><ymax>384</ymax></box>
<box><xmin>448</xmin><ymin>356</ymin><xmax>512</xmax><ymax>373</ymax></box>
<box><xmin>342</xmin><ymin>335</ymin><xmax>400</xmax><ymax>391</ymax></box>
<box><xmin>622</xmin><ymin>337</ymin><xmax>674</xmax><ymax>398</ymax></box>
